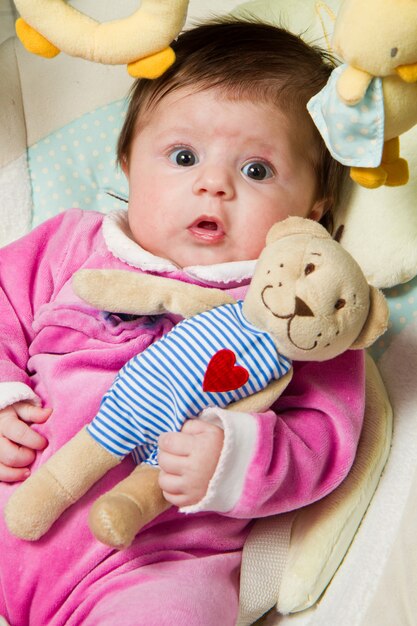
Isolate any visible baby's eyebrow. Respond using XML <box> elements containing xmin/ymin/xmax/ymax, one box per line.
<box><xmin>311</xmin><ymin>252</ymin><xmax>322</xmax><ymax>256</ymax></box>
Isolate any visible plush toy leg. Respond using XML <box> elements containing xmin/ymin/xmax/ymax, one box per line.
<box><xmin>381</xmin><ymin>137</ymin><xmax>409</xmax><ymax>186</ymax></box>
<box><xmin>350</xmin><ymin>137</ymin><xmax>409</xmax><ymax>188</ymax></box>
<box><xmin>127</xmin><ymin>47</ymin><xmax>176</xmax><ymax>79</ymax></box>
<box><xmin>88</xmin><ymin>464</ymin><xmax>170</xmax><ymax>549</ymax></box>
<box><xmin>4</xmin><ymin>428</ymin><xmax>121</xmax><ymax>541</ymax></box>
<box><xmin>350</xmin><ymin>164</ymin><xmax>388</xmax><ymax>188</ymax></box>
<box><xmin>15</xmin><ymin>18</ymin><xmax>60</xmax><ymax>59</ymax></box>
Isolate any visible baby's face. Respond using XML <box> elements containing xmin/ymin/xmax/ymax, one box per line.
<box><xmin>123</xmin><ymin>87</ymin><xmax>324</xmax><ymax>268</ymax></box>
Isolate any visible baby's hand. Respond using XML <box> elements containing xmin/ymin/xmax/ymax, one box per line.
<box><xmin>158</xmin><ymin>419</ymin><xmax>224</xmax><ymax>508</ymax></box>
<box><xmin>0</xmin><ymin>402</ymin><xmax>51</xmax><ymax>482</ymax></box>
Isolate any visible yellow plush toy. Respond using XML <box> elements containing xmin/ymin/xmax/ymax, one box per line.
<box><xmin>308</xmin><ymin>0</ymin><xmax>417</xmax><ymax>188</ymax></box>
<box><xmin>4</xmin><ymin>217</ymin><xmax>389</xmax><ymax>550</ymax></box>
<box><xmin>13</xmin><ymin>0</ymin><xmax>189</xmax><ymax>78</ymax></box>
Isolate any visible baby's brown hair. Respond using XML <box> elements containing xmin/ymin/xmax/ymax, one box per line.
<box><xmin>117</xmin><ymin>18</ymin><xmax>347</xmax><ymax>226</ymax></box>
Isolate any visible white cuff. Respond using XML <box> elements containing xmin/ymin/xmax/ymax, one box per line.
<box><xmin>180</xmin><ymin>408</ymin><xmax>258</xmax><ymax>514</ymax></box>
<box><xmin>0</xmin><ymin>382</ymin><xmax>40</xmax><ymax>410</ymax></box>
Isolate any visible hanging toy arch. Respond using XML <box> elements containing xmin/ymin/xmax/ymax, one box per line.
<box><xmin>14</xmin><ymin>0</ymin><xmax>189</xmax><ymax>78</ymax></box>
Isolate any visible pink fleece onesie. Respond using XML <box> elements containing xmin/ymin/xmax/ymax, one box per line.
<box><xmin>0</xmin><ymin>209</ymin><xmax>365</xmax><ymax>626</ymax></box>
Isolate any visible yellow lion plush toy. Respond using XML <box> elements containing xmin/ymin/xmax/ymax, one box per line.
<box><xmin>308</xmin><ymin>0</ymin><xmax>417</xmax><ymax>188</ymax></box>
<box><xmin>13</xmin><ymin>0</ymin><xmax>189</xmax><ymax>78</ymax></box>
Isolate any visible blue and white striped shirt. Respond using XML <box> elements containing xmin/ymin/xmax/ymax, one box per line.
<box><xmin>87</xmin><ymin>301</ymin><xmax>291</xmax><ymax>465</ymax></box>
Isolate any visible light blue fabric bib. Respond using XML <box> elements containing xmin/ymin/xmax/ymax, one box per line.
<box><xmin>307</xmin><ymin>64</ymin><xmax>384</xmax><ymax>167</ymax></box>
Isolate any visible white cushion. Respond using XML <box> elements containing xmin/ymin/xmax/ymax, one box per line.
<box><xmin>238</xmin><ymin>355</ymin><xmax>392</xmax><ymax>622</ymax></box>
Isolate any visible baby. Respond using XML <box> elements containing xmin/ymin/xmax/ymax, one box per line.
<box><xmin>0</xmin><ymin>19</ymin><xmax>363</xmax><ymax>626</ymax></box>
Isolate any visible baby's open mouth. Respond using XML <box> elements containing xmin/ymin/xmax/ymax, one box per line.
<box><xmin>188</xmin><ymin>217</ymin><xmax>225</xmax><ymax>243</ymax></box>
<box><xmin>197</xmin><ymin>220</ymin><xmax>218</xmax><ymax>230</ymax></box>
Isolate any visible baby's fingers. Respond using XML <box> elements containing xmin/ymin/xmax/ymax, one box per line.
<box><xmin>158</xmin><ymin>471</ymin><xmax>193</xmax><ymax>507</ymax></box>
<box><xmin>158</xmin><ymin>471</ymin><xmax>185</xmax><ymax>496</ymax></box>
<box><xmin>14</xmin><ymin>403</ymin><xmax>52</xmax><ymax>424</ymax></box>
<box><xmin>0</xmin><ymin>461</ymin><xmax>31</xmax><ymax>483</ymax></box>
<box><xmin>158</xmin><ymin>449</ymin><xmax>186</xmax><ymax>476</ymax></box>
<box><xmin>0</xmin><ymin>413</ymin><xmax>48</xmax><ymax>451</ymax></box>
<box><xmin>0</xmin><ymin>436</ymin><xmax>36</xmax><ymax>472</ymax></box>
<box><xmin>158</xmin><ymin>431</ymin><xmax>192</xmax><ymax>456</ymax></box>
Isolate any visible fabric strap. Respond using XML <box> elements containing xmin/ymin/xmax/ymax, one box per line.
<box><xmin>237</xmin><ymin>511</ymin><xmax>295</xmax><ymax>625</ymax></box>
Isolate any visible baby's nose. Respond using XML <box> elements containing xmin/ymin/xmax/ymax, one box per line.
<box><xmin>193</xmin><ymin>165</ymin><xmax>235</xmax><ymax>199</ymax></box>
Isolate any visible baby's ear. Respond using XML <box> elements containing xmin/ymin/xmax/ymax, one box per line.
<box><xmin>350</xmin><ymin>286</ymin><xmax>389</xmax><ymax>349</ymax></box>
<box><xmin>266</xmin><ymin>216</ymin><xmax>331</xmax><ymax>245</ymax></box>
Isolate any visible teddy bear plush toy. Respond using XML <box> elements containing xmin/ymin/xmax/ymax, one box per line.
<box><xmin>4</xmin><ymin>217</ymin><xmax>389</xmax><ymax>549</ymax></box>
<box><xmin>13</xmin><ymin>0</ymin><xmax>189</xmax><ymax>78</ymax></box>
<box><xmin>308</xmin><ymin>0</ymin><xmax>417</xmax><ymax>189</ymax></box>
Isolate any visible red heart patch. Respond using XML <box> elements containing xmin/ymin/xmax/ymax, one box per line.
<box><xmin>203</xmin><ymin>349</ymin><xmax>249</xmax><ymax>393</ymax></box>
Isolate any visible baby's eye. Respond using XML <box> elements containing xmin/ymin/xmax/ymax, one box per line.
<box><xmin>169</xmin><ymin>148</ymin><xmax>198</xmax><ymax>167</ymax></box>
<box><xmin>241</xmin><ymin>160</ymin><xmax>274</xmax><ymax>181</ymax></box>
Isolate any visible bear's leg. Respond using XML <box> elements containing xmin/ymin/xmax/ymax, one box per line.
<box><xmin>4</xmin><ymin>428</ymin><xmax>120</xmax><ymax>540</ymax></box>
<box><xmin>88</xmin><ymin>464</ymin><xmax>171</xmax><ymax>549</ymax></box>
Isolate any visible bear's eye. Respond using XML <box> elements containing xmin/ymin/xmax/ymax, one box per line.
<box><xmin>304</xmin><ymin>263</ymin><xmax>315</xmax><ymax>275</ymax></box>
<box><xmin>335</xmin><ymin>298</ymin><xmax>346</xmax><ymax>310</ymax></box>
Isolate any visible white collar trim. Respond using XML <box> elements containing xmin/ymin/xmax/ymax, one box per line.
<box><xmin>103</xmin><ymin>210</ymin><xmax>256</xmax><ymax>285</ymax></box>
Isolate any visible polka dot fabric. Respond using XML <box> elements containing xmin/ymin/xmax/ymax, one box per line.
<box><xmin>28</xmin><ymin>99</ymin><xmax>129</xmax><ymax>227</ymax></box>
<box><xmin>307</xmin><ymin>64</ymin><xmax>385</xmax><ymax>167</ymax></box>
<box><xmin>370</xmin><ymin>275</ymin><xmax>417</xmax><ymax>361</ymax></box>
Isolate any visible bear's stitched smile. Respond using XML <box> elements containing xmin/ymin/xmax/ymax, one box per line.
<box><xmin>261</xmin><ymin>286</ymin><xmax>321</xmax><ymax>351</ymax></box>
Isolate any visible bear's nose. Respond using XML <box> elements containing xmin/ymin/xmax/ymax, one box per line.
<box><xmin>294</xmin><ymin>297</ymin><xmax>314</xmax><ymax>317</ymax></box>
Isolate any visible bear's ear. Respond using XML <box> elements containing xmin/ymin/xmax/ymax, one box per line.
<box><xmin>266</xmin><ymin>216</ymin><xmax>331</xmax><ymax>245</ymax></box>
<box><xmin>350</xmin><ymin>286</ymin><xmax>389</xmax><ymax>349</ymax></box>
